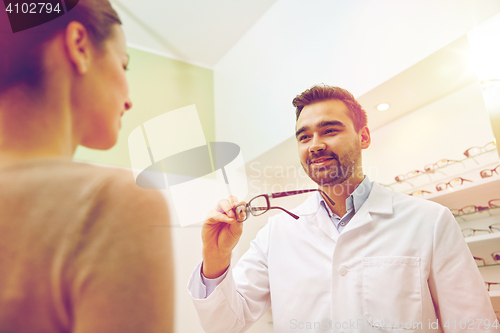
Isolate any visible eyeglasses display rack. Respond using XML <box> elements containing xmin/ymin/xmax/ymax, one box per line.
<box><xmin>381</xmin><ymin>146</ymin><xmax>500</xmax><ymax>307</ymax></box>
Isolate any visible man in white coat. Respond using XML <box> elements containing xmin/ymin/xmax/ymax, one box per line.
<box><xmin>187</xmin><ymin>85</ymin><xmax>497</xmax><ymax>332</ymax></box>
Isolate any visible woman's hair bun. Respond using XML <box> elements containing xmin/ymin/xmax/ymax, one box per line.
<box><xmin>0</xmin><ymin>0</ymin><xmax>121</xmax><ymax>93</ymax></box>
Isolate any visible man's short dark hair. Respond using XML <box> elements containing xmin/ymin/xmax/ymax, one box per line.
<box><xmin>292</xmin><ymin>84</ymin><xmax>368</xmax><ymax>132</ymax></box>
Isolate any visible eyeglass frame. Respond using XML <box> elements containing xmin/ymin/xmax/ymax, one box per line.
<box><xmin>436</xmin><ymin>177</ymin><xmax>472</xmax><ymax>191</ymax></box>
<box><xmin>463</xmin><ymin>228</ymin><xmax>492</xmax><ymax>237</ymax></box>
<box><xmin>474</xmin><ymin>256</ymin><xmax>487</xmax><ymax>266</ymax></box>
<box><xmin>424</xmin><ymin>159</ymin><xmax>460</xmax><ymax>172</ymax></box>
<box><xmin>463</xmin><ymin>141</ymin><xmax>496</xmax><ymax>158</ymax></box>
<box><xmin>395</xmin><ymin>170</ymin><xmax>426</xmax><ymax>182</ymax></box>
<box><xmin>462</xmin><ymin>223</ymin><xmax>500</xmax><ymax>237</ymax></box>
<box><xmin>408</xmin><ymin>190</ymin><xmax>432</xmax><ymax>197</ymax></box>
<box><xmin>452</xmin><ymin>199</ymin><xmax>500</xmax><ymax>216</ymax></box>
<box><xmin>235</xmin><ymin>189</ymin><xmax>336</xmax><ymax>222</ymax></box>
<box><xmin>480</xmin><ymin>165</ymin><xmax>500</xmax><ymax>179</ymax></box>
<box><xmin>474</xmin><ymin>252</ymin><xmax>500</xmax><ymax>266</ymax></box>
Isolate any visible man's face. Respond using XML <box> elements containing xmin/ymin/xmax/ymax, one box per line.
<box><xmin>295</xmin><ymin>99</ymin><xmax>367</xmax><ymax>187</ymax></box>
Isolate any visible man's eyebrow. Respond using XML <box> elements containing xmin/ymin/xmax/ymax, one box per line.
<box><xmin>295</xmin><ymin>120</ymin><xmax>345</xmax><ymax>137</ymax></box>
<box><xmin>295</xmin><ymin>126</ymin><xmax>308</xmax><ymax>138</ymax></box>
<box><xmin>317</xmin><ymin>120</ymin><xmax>345</xmax><ymax>128</ymax></box>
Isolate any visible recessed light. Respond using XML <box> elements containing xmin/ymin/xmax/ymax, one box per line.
<box><xmin>377</xmin><ymin>103</ymin><xmax>390</xmax><ymax>111</ymax></box>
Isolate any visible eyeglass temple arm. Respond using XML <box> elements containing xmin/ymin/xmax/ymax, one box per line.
<box><xmin>474</xmin><ymin>257</ymin><xmax>486</xmax><ymax>265</ymax></box>
<box><xmin>485</xmin><ymin>282</ymin><xmax>500</xmax><ymax>291</ymax></box>
<box><xmin>268</xmin><ymin>206</ymin><xmax>300</xmax><ymax>220</ymax></box>
<box><xmin>270</xmin><ymin>189</ymin><xmax>336</xmax><ymax>206</ymax></box>
<box><xmin>271</xmin><ymin>189</ymin><xmax>317</xmax><ymax>198</ymax></box>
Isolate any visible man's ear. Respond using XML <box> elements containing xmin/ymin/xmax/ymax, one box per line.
<box><xmin>64</xmin><ymin>21</ymin><xmax>93</xmax><ymax>74</ymax></box>
<box><xmin>359</xmin><ymin>126</ymin><xmax>371</xmax><ymax>149</ymax></box>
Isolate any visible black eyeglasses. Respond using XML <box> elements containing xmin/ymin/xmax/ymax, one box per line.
<box><xmin>234</xmin><ymin>189</ymin><xmax>335</xmax><ymax>222</ymax></box>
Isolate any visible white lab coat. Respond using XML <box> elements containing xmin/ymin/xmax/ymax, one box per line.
<box><xmin>187</xmin><ymin>182</ymin><xmax>497</xmax><ymax>333</ymax></box>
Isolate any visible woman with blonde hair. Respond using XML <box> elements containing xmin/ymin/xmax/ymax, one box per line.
<box><xmin>0</xmin><ymin>1</ymin><xmax>173</xmax><ymax>332</ymax></box>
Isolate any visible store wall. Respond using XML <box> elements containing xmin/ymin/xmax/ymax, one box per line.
<box><xmin>213</xmin><ymin>0</ymin><xmax>500</xmax><ymax>164</ymax></box>
<box><xmin>75</xmin><ymin>47</ymin><xmax>214</xmax><ymax>333</ymax></box>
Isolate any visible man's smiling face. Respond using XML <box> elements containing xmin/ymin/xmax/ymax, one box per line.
<box><xmin>295</xmin><ymin>99</ymin><xmax>364</xmax><ymax>187</ymax></box>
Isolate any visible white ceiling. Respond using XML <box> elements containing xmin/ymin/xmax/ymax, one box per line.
<box><xmin>110</xmin><ymin>0</ymin><xmax>278</xmax><ymax>68</ymax></box>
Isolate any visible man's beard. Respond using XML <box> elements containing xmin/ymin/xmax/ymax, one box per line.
<box><xmin>303</xmin><ymin>149</ymin><xmax>358</xmax><ymax>187</ymax></box>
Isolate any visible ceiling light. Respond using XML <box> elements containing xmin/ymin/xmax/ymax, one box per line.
<box><xmin>377</xmin><ymin>103</ymin><xmax>390</xmax><ymax>111</ymax></box>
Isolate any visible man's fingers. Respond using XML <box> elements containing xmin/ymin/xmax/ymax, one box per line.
<box><xmin>205</xmin><ymin>209</ymin><xmax>237</xmax><ymax>225</ymax></box>
<box><xmin>228</xmin><ymin>195</ymin><xmax>239</xmax><ymax>207</ymax></box>
<box><xmin>217</xmin><ymin>199</ymin><xmax>236</xmax><ymax>218</ymax></box>
<box><xmin>207</xmin><ymin>196</ymin><xmax>249</xmax><ymax>225</ymax></box>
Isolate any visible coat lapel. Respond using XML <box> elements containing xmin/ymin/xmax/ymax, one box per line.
<box><xmin>294</xmin><ymin>183</ymin><xmax>393</xmax><ymax>240</ymax></box>
<box><xmin>342</xmin><ymin>182</ymin><xmax>394</xmax><ymax>234</ymax></box>
<box><xmin>295</xmin><ymin>192</ymin><xmax>340</xmax><ymax>241</ymax></box>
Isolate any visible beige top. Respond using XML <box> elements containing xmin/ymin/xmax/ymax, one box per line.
<box><xmin>0</xmin><ymin>159</ymin><xmax>173</xmax><ymax>333</ymax></box>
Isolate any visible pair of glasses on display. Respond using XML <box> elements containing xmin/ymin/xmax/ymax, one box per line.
<box><xmin>424</xmin><ymin>159</ymin><xmax>460</xmax><ymax>172</ymax></box>
<box><xmin>409</xmin><ymin>190</ymin><xmax>432</xmax><ymax>197</ymax></box>
<box><xmin>395</xmin><ymin>160</ymin><xmax>460</xmax><ymax>182</ymax></box>
<box><xmin>451</xmin><ymin>199</ymin><xmax>500</xmax><ymax>216</ymax></box>
<box><xmin>463</xmin><ymin>141</ymin><xmax>497</xmax><ymax>158</ymax></box>
<box><xmin>480</xmin><ymin>165</ymin><xmax>500</xmax><ymax>179</ymax></box>
<box><xmin>396</xmin><ymin>142</ymin><xmax>496</xmax><ymax>183</ymax></box>
<box><xmin>395</xmin><ymin>170</ymin><xmax>425</xmax><ymax>182</ymax></box>
<box><xmin>474</xmin><ymin>252</ymin><xmax>500</xmax><ymax>266</ymax></box>
<box><xmin>462</xmin><ymin>223</ymin><xmax>500</xmax><ymax>237</ymax></box>
<box><xmin>436</xmin><ymin>177</ymin><xmax>472</xmax><ymax>191</ymax></box>
<box><xmin>233</xmin><ymin>189</ymin><xmax>336</xmax><ymax>222</ymax></box>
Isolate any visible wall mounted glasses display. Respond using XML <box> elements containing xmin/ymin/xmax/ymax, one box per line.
<box><xmin>436</xmin><ymin>177</ymin><xmax>473</xmax><ymax>191</ymax></box>
<box><xmin>462</xmin><ymin>223</ymin><xmax>500</xmax><ymax>237</ymax></box>
<box><xmin>451</xmin><ymin>199</ymin><xmax>500</xmax><ymax>216</ymax></box>
<box><xmin>464</xmin><ymin>141</ymin><xmax>497</xmax><ymax>158</ymax></box>
<box><xmin>389</xmin><ymin>141</ymin><xmax>497</xmax><ymax>189</ymax></box>
<box><xmin>480</xmin><ymin>164</ymin><xmax>500</xmax><ymax>178</ymax></box>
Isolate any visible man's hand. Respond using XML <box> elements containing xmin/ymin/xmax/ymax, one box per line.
<box><xmin>202</xmin><ymin>196</ymin><xmax>245</xmax><ymax>279</ymax></box>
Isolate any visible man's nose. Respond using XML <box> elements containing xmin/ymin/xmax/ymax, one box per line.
<box><xmin>308</xmin><ymin>135</ymin><xmax>326</xmax><ymax>153</ymax></box>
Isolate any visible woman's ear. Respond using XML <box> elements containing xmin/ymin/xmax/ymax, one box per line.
<box><xmin>64</xmin><ymin>21</ymin><xmax>93</xmax><ymax>74</ymax></box>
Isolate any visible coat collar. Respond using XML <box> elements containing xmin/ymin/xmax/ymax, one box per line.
<box><xmin>341</xmin><ymin>182</ymin><xmax>394</xmax><ymax>234</ymax></box>
<box><xmin>292</xmin><ymin>182</ymin><xmax>393</xmax><ymax>239</ymax></box>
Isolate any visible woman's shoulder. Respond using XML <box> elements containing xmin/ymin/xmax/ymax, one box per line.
<box><xmin>1</xmin><ymin>159</ymin><xmax>167</xmax><ymax>213</ymax></box>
